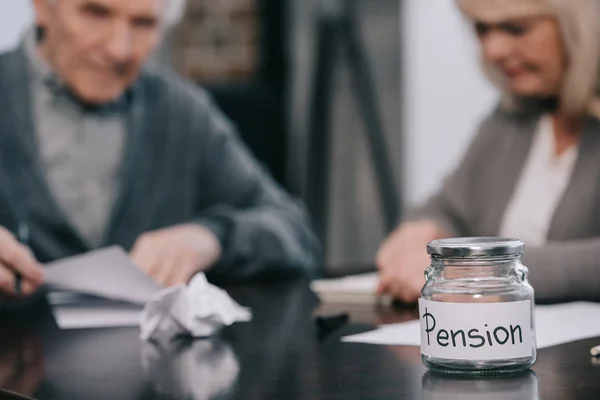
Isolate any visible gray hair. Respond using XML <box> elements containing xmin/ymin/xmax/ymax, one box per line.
<box><xmin>47</xmin><ymin>0</ymin><xmax>187</xmax><ymax>28</ymax></box>
<box><xmin>164</xmin><ymin>0</ymin><xmax>186</xmax><ymax>27</ymax></box>
<box><xmin>459</xmin><ymin>0</ymin><xmax>600</xmax><ymax>119</ymax></box>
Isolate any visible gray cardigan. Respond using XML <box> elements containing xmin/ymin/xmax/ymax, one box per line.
<box><xmin>0</xmin><ymin>45</ymin><xmax>321</xmax><ymax>281</ymax></box>
<box><xmin>410</xmin><ymin>106</ymin><xmax>600</xmax><ymax>302</ymax></box>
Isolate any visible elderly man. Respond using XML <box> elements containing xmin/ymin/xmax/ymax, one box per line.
<box><xmin>0</xmin><ymin>0</ymin><xmax>320</xmax><ymax>298</ymax></box>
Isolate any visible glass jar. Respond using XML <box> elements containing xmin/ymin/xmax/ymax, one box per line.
<box><xmin>421</xmin><ymin>370</ymin><xmax>539</xmax><ymax>400</ymax></box>
<box><xmin>419</xmin><ymin>238</ymin><xmax>536</xmax><ymax>376</ymax></box>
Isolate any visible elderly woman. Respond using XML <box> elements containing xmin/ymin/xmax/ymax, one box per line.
<box><xmin>377</xmin><ymin>0</ymin><xmax>600</xmax><ymax>303</ymax></box>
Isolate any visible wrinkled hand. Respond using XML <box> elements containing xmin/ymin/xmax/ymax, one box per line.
<box><xmin>131</xmin><ymin>224</ymin><xmax>222</xmax><ymax>287</ymax></box>
<box><xmin>376</xmin><ymin>221</ymin><xmax>446</xmax><ymax>304</ymax></box>
<box><xmin>0</xmin><ymin>226</ymin><xmax>44</xmax><ymax>299</ymax></box>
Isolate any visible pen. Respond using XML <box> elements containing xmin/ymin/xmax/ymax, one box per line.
<box><xmin>315</xmin><ymin>312</ymin><xmax>350</xmax><ymax>340</ymax></box>
<box><xmin>14</xmin><ymin>222</ymin><xmax>29</xmax><ymax>296</ymax></box>
<box><xmin>591</xmin><ymin>345</ymin><xmax>600</xmax><ymax>357</ymax></box>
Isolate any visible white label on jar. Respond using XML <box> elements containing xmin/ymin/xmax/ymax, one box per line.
<box><xmin>419</xmin><ymin>299</ymin><xmax>534</xmax><ymax>361</ymax></box>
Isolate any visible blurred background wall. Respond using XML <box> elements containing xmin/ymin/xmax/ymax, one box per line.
<box><xmin>292</xmin><ymin>0</ymin><xmax>497</xmax><ymax>269</ymax></box>
<box><xmin>289</xmin><ymin>0</ymin><xmax>402</xmax><ymax>270</ymax></box>
<box><xmin>0</xmin><ymin>0</ymin><xmax>498</xmax><ymax>270</ymax></box>
<box><xmin>0</xmin><ymin>0</ymin><xmax>32</xmax><ymax>52</ymax></box>
<box><xmin>403</xmin><ymin>0</ymin><xmax>497</xmax><ymax>206</ymax></box>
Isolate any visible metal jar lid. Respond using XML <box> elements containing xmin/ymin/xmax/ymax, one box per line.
<box><xmin>427</xmin><ymin>237</ymin><xmax>524</xmax><ymax>257</ymax></box>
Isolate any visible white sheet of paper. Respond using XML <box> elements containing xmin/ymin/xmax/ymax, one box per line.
<box><xmin>44</xmin><ymin>246</ymin><xmax>161</xmax><ymax>305</ymax></box>
<box><xmin>47</xmin><ymin>292</ymin><xmax>143</xmax><ymax>329</ymax></box>
<box><xmin>343</xmin><ymin>302</ymin><xmax>600</xmax><ymax>349</ymax></box>
<box><xmin>344</xmin><ymin>321</ymin><xmax>423</xmax><ymax>346</ymax></box>
<box><xmin>312</xmin><ymin>273</ymin><xmax>380</xmax><ymax>292</ymax></box>
<box><xmin>52</xmin><ymin>305</ymin><xmax>142</xmax><ymax>329</ymax></box>
<box><xmin>310</xmin><ymin>273</ymin><xmax>391</xmax><ymax>305</ymax></box>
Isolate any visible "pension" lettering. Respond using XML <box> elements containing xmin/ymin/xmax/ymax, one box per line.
<box><xmin>422</xmin><ymin>308</ymin><xmax>523</xmax><ymax>349</ymax></box>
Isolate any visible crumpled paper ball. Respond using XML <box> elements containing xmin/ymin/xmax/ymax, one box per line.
<box><xmin>140</xmin><ymin>273</ymin><xmax>252</xmax><ymax>340</ymax></box>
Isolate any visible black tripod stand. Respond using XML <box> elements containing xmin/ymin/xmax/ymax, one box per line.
<box><xmin>306</xmin><ymin>0</ymin><xmax>402</xmax><ymax>251</ymax></box>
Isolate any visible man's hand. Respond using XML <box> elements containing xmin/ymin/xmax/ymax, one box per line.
<box><xmin>131</xmin><ymin>224</ymin><xmax>222</xmax><ymax>287</ymax></box>
<box><xmin>0</xmin><ymin>227</ymin><xmax>44</xmax><ymax>299</ymax></box>
<box><xmin>376</xmin><ymin>221</ymin><xmax>446</xmax><ymax>304</ymax></box>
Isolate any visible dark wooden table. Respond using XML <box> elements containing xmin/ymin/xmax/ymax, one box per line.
<box><xmin>0</xmin><ymin>278</ymin><xmax>599</xmax><ymax>399</ymax></box>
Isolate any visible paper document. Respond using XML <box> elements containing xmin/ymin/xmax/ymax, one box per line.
<box><xmin>311</xmin><ymin>273</ymin><xmax>391</xmax><ymax>305</ymax></box>
<box><xmin>343</xmin><ymin>302</ymin><xmax>600</xmax><ymax>349</ymax></box>
<box><xmin>47</xmin><ymin>291</ymin><xmax>142</xmax><ymax>329</ymax></box>
<box><xmin>45</xmin><ymin>246</ymin><xmax>161</xmax><ymax>305</ymax></box>
<box><xmin>52</xmin><ymin>303</ymin><xmax>142</xmax><ymax>329</ymax></box>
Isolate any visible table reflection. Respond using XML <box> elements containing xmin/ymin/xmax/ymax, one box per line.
<box><xmin>0</xmin><ymin>328</ymin><xmax>45</xmax><ymax>397</ymax></box>
<box><xmin>422</xmin><ymin>370</ymin><xmax>539</xmax><ymax>400</ymax></box>
<box><xmin>142</xmin><ymin>338</ymin><xmax>239</xmax><ymax>399</ymax></box>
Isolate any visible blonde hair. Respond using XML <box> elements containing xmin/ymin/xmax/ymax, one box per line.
<box><xmin>458</xmin><ymin>0</ymin><xmax>600</xmax><ymax>119</ymax></box>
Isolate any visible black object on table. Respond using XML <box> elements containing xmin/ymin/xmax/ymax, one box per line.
<box><xmin>0</xmin><ymin>278</ymin><xmax>599</xmax><ymax>399</ymax></box>
<box><xmin>0</xmin><ymin>390</ymin><xmax>35</xmax><ymax>400</ymax></box>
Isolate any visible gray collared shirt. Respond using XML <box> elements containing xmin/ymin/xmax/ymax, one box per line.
<box><xmin>24</xmin><ymin>31</ymin><xmax>126</xmax><ymax>247</ymax></box>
